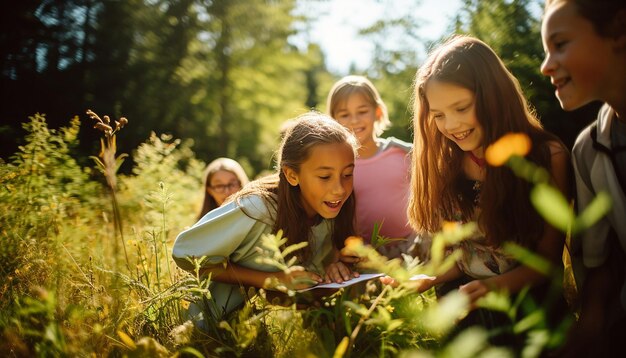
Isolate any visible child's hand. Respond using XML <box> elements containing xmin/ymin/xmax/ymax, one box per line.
<box><xmin>338</xmin><ymin>251</ymin><xmax>362</xmax><ymax>265</ymax></box>
<box><xmin>280</xmin><ymin>267</ymin><xmax>322</xmax><ymax>290</ymax></box>
<box><xmin>458</xmin><ymin>279</ymin><xmax>489</xmax><ymax>308</ymax></box>
<box><xmin>380</xmin><ymin>275</ymin><xmax>436</xmax><ymax>292</ymax></box>
<box><xmin>339</xmin><ymin>238</ymin><xmax>365</xmax><ymax>264</ymax></box>
<box><xmin>379</xmin><ymin>275</ymin><xmax>399</xmax><ymax>287</ymax></box>
<box><xmin>324</xmin><ymin>261</ymin><xmax>359</xmax><ymax>283</ymax></box>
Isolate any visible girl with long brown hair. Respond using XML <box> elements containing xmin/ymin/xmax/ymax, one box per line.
<box><xmin>173</xmin><ymin>112</ymin><xmax>359</xmax><ymax>318</ymax></box>
<box><xmin>406</xmin><ymin>35</ymin><xmax>569</xmax><ymax>317</ymax></box>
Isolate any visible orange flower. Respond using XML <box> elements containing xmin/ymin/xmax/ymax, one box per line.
<box><xmin>485</xmin><ymin>133</ymin><xmax>531</xmax><ymax>167</ymax></box>
<box><xmin>344</xmin><ymin>236</ymin><xmax>364</xmax><ymax>249</ymax></box>
<box><xmin>441</xmin><ymin>221</ymin><xmax>459</xmax><ymax>233</ymax></box>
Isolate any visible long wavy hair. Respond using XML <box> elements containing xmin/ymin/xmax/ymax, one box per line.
<box><xmin>408</xmin><ymin>35</ymin><xmax>564</xmax><ymax>248</ymax></box>
<box><xmin>234</xmin><ymin>112</ymin><xmax>359</xmax><ymax>262</ymax></box>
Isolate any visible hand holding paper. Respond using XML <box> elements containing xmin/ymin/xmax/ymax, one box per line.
<box><xmin>298</xmin><ymin>273</ymin><xmax>384</xmax><ymax>292</ymax></box>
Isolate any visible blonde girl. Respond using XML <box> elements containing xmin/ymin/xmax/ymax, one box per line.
<box><xmin>327</xmin><ymin>75</ymin><xmax>414</xmax><ymax>258</ymax></box>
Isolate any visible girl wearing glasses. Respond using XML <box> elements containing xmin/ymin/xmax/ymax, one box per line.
<box><xmin>173</xmin><ymin>112</ymin><xmax>359</xmax><ymax>319</ymax></box>
<box><xmin>198</xmin><ymin>157</ymin><xmax>250</xmax><ymax>220</ymax></box>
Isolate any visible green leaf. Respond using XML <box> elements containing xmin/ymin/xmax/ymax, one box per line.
<box><xmin>281</xmin><ymin>241</ymin><xmax>309</xmax><ymax>259</ymax></box>
<box><xmin>504</xmin><ymin>242</ymin><xmax>552</xmax><ymax>276</ymax></box>
<box><xmin>572</xmin><ymin>191</ymin><xmax>612</xmax><ymax>234</ymax></box>
<box><xmin>530</xmin><ymin>183</ymin><xmax>574</xmax><ymax>233</ymax></box>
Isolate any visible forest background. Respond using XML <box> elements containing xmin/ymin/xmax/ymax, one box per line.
<box><xmin>0</xmin><ymin>0</ymin><xmax>599</xmax><ymax>177</ymax></box>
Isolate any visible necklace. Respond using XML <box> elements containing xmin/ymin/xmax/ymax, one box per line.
<box><xmin>468</xmin><ymin>151</ymin><xmax>486</xmax><ymax>168</ymax></box>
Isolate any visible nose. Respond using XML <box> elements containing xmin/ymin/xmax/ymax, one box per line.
<box><xmin>347</xmin><ymin>114</ymin><xmax>359</xmax><ymax>124</ymax></box>
<box><xmin>331</xmin><ymin>177</ymin><xmax>347</xmax><ymax>196</ymax></box>
<box><xmin>540</xmin><ymin>52</ymin><xmax>554</xmax><ymax>76</ymax></box>
<box><xmin>443</xmin><ymin>115</ymin><xmax>461</xmax><ymax>132</ymax></box>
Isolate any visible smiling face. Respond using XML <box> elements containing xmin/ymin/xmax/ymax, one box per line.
<box><xmin>283</xmin><ymin>142</ymin><xmax>355</xmax><ymax>220</ymax></box>
<box><xmin>425</xmin><ymin>80</ymin><xmax>484</xmax><ymax>155</ymax></box>
<box><xmin>540</xmin><ymin>1</ymin><xmax>618</xmax><ymax>111</ymax></box>
<box><xmin>333</xmin><ymin>93</ymin><xmax>379</xmax><ymax>150</ymax></box>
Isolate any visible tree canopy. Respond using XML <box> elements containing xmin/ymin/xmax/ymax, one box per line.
<box><xmin>0</xmin><ymin>0</ymin><xmax>596</xmax><ymax>176</ymax></box>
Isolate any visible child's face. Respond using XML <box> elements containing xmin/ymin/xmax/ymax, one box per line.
<box><xmin>207</xmin><ymin>170</ymin><xmax>241</xmax><ymax>206</ymax></box>
<box><xmin>284</xmin><ymin>142</ymin><xmax>355</xmax><ymax>220</ymax></box>
<box><xmin>541</xmin><ymin>1</ymin><xmax>617</xmax><ymax>110</ymax></box>
<box><xmin>425</xmin><ymin>80</ymin><xmax>484</xmax><ymax>155</ymax></box>
<box><xmin>333</xmin><ymin>93</ymin><xmax>378</xmax><ymax>145</ymax></box>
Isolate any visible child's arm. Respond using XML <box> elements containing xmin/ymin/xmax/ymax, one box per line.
<box><xmin>380</xmin><ymin>261</ymin><xmax>464</xmax><ymax>291</ymax></box>
<box><xmin>460</xmin><ymin>142</ymin><xmax>570</xmax><ymax>303</ymax></box>
<box><xmin>203</xmin><ymin>263</ymin><xmax>323</xmax><ymax>291</ymax></box>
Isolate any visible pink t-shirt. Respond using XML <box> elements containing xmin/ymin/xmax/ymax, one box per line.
<box><xmin>354</xmin><ymin>139</ymin><xmax>412</xmax><ymax>242</ymax></box>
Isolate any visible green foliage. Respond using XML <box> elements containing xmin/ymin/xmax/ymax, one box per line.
<box><xmin>1</xmin><ymin>114</ymin><xmax>590</xmax><ymax>357</ymax></box>
<box><xmin>0</xmin><ymin>113</ymin><xmax>102</xmax><ymax>302</ymax></box>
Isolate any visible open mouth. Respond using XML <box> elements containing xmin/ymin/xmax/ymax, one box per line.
<box><xmin>324</xmin><ymin>200</ymin><xmax>342</xmax><ymax>209</ymax></box>
<box><xmin>351</xmin><ymin>127</ymin><xmax>365</xmax><ymax>134</ymax></box>
<box><xmin>553</xmin><ymin>77</ymin><xmax>571</xmax><ymax>90</ymax></box>
<box><xmin>452</xmin><ymin>129</ymin><xmax>473</xmax><ymax>141</ymax></box>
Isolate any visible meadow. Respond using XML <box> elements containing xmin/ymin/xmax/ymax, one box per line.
<box><xmin>1</xmin><ymin>112</ymin><xmax>608</xmax><ymax>357</ymax></box>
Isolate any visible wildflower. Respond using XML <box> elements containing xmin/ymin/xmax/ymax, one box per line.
<box><xmin>344</xmin><ymin>236</ymin><xmax>364</xmax><ymax>249</ymax></box>
<box><xmin>117</xmin><ymin>330</ymin><xmax>136</xmax><ymax>349</ymax></box>
<box><xmin>485</xmin><ymin>132</ymin><xmax>531</xmax><ymax>167</ymax></box>
<box><xmin>93</xmin><ymin>122</ymin><xmax>112</xmax><ymax>133</ymax></box>
<box><xmin>169</xmin><ymin>321</ymin><xmax>194</xmax><ymax>345</ymax></box>
<box><xmin>441</xmin><ymin>221</ymin><xmax>459</xmax><ymax>233</ymax></box>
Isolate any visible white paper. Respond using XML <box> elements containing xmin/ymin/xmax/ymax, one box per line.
<box><xmin>297</xmin><ymin>273</ymin><xmax>384</xmax><ymax>292</ymax></box>
<box><xmin>409</xmin><ymin>274</ymin><xmax>436</xmax><ymax>281</ymax></box>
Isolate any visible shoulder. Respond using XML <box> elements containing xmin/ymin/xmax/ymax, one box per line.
<box><xmin>540</xmin><ymin>139</ymin><xmax>569</xmax><ymax>172</ymax></box>
<box><xmin>380</xmin><ymin>136</ymin><xmax>412</xmax><ymax>153</ymax></box>
<box><xmin>572</xmin><ymin>121</ymin><xmax>598</xmax><ymax>172</ymax></box>
<box><xmin>236</xmin><ymin>193</ymin><xmax>276</xmax><ymax>221</ymax></box>
<box><xmin>547</xmin><ymin>139</ymin><xmax>568</xmax><ymax>158</ymax></box>
<box><xmin>541</xmin><ymin>139</ymin><xmax>570</xmax><ymax>195</ymax></box>
<box><xmin>573</xmin><ymin>103</ymin><xmax>613</xmax><ymax>155</ymax></box>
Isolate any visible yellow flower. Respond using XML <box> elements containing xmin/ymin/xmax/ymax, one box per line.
<box><xmin>441</xmin><ymin>221</ymin><xmax>459</xmax><ymax>233</ymax></box>
<box><xmin>485</xmin><ymin>133</ymin><xmax>532</xmax><ymax>167</ymax></box>
<box><xmin>344</xmin><ymin>236</ymin><xmax>364</xmax><ymax>249</ymax></box>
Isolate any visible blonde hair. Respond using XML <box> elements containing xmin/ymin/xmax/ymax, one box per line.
<box><xmin>326</xmin><ymin>75</ymin><xmax>390</xmax><ymax>136</ymax></box>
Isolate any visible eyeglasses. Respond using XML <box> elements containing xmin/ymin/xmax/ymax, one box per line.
<box><xmin>209</xmin><ymin>180</ymin><xmax>241</xmax><ymax>194</ymax></box>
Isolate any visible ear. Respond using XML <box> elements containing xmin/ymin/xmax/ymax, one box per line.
<box><xmin>282</xmin><ymin>166</ymin><xmax>299</xmax><ymax>186</ymax></box>
<box><xmin>375</xmin><ymin>106</ymin><xmax>383</xmax><ymax>120</ymax></box>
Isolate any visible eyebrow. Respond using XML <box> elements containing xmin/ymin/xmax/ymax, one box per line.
<box><xmin>429</xmin><ymin>99</ymin><xmax>472</xmax><ymax>111</ymax></box>
<box><xmin>546</xmin><ymin>31</ymin><xmax>563</xmax><ymax>43</ymax></box>
<box><xmin>336</xmin><ymin>104</ymin><xmax>369</xmax><ymax>112</ymax></box>
<box><xmin>315</xmin><ymin>163</ymin><xmax>355</xmax><ymax>171</ymax></box>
